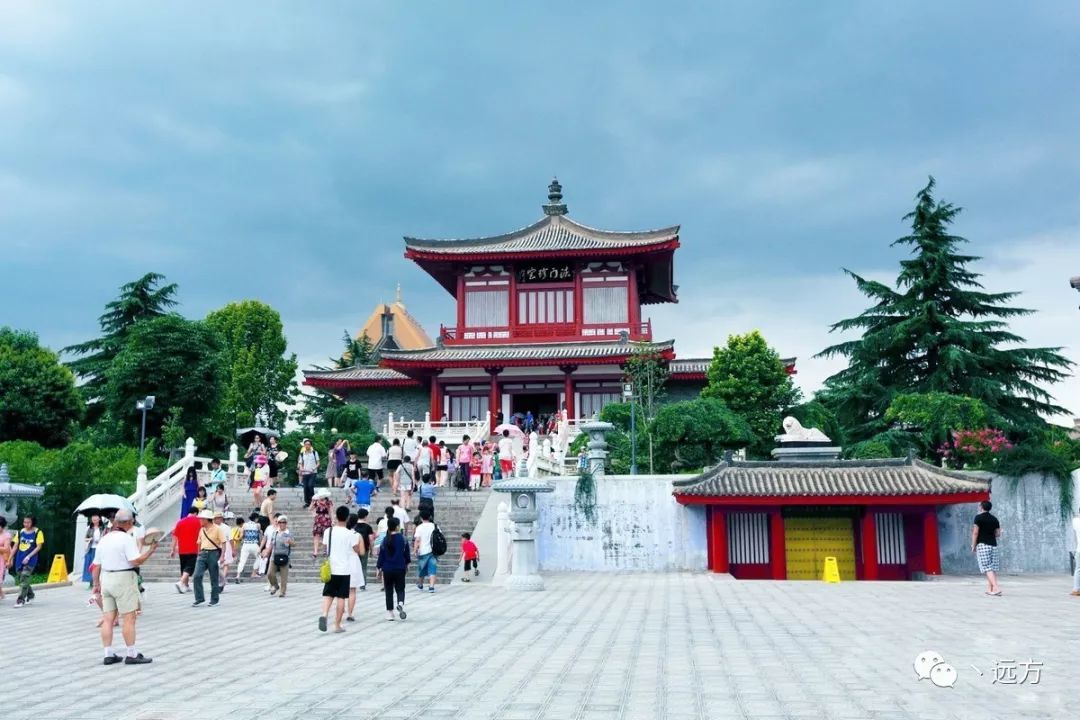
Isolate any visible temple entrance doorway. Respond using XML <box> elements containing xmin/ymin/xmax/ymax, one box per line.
<box><xmin>509</xmin><ymin>392</ymin><xmax>559</xmax><ymax>431</ymax></box>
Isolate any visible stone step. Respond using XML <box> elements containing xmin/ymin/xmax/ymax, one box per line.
<box><xmin>142</xmin><ymin>488</ymin><xmax>492</xmax><ymax>585</ymax></box>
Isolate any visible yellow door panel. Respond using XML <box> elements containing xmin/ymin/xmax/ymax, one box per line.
<box><xmin>784</xmin><ymin>517</ymin><xmax>856</xmax><ymax>580</ymax></box>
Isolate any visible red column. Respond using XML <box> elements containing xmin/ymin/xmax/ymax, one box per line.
<box><xmin>486</xmin><ymin>367</ymin><xmax>501</xmax><ymax>435</ymax></box>
<box><xmin>627</xmin><ymin>266</ymin><xmax>641</xmax><ymax>334</ymax></box>
<box><xmin>508</xmin><ymin>266</ymin><xmax>518</xmax><ymax>336</ymax></box>
<box><xmin>922</xmin><ymin>508</ymin><xmax>941</xmax><ymax>576</ymax></box>
<box><xmin>860</xmin><ymin>510</ymin><xmax>879</xmax><ymax>581</ymax></box>
<box><xmin>573</xmin><ymin>264</ymin><xmax>584</xmax><ymax>334</ymax></box>
<box><xmin>709</xmin><ymin>507</ymin><xmax>729</xmax><ymax>574</ymax></box>
<box><xmin>456</xmin><ymin>274</ymin><xmax>465</xmax><ymax>333</ymax></box>
<box><xmin>430</xmin><ymin>376</ymin><xmax>443</xmax><ymax>422</ymax></box>
<box><xmin>560</xmin><ymin>365</ymin><xmax>576</xmax><ymax>419</ymax></box>
<box><xmin>768</xmin><ymin>509</ymin><xmax>786</xmax><ymax>580</ymax></box>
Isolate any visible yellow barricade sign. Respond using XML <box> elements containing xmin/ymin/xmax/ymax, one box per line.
<box><xmin>822</xmin><ymin>556</ymin><xmax>841</xmax><ymax>583</ymax></box>
<box><xmin>46</xmin><ymin>555</ymin><xmax>68</xmax><ymax>583</ymax></box>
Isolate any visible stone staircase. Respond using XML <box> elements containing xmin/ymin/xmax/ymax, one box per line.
<box><xmin>138</xmin><ymin>485</ymin><xmax>492</xmax><ymax>585</ymax></box>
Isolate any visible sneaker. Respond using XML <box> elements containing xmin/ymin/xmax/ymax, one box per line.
<box><xmin>462</xmin><ymin>577</ymin><xmax>470</xmax><ymax>583</ymax></box>
<box><xmin>191</xmin><ymin>600</ymin><xmax>204</xmax><ymax>607</ymax></box>
<box><xmin>13</xmin><ymin>600</ymin><xmax>24</xmax><ymax>609</ymax></box>
<box><xmin>397</xmin><ymin>602</ymin><xmax>406</xmax><ymax>620</ymax></box>
<box><xmin>124</xmin><ymin>654</ymin><xmax>152</xmax><ymax>665</ymax></box>
<box><xmin>269</xmin><ymin>588</ymin><xmax>278</xmax><ymax>596</ymax></box>
<box><xmin>416</xmin><ymin>583</ymin><xmax>423</xmax><ymax>590</ymax></box>
<box><xmin>102</xmin><ymin>655</ymin><xmax>123</xmax><ymax>666</ymax></box>
<box><xmin>346</xmin><ymin>616</ymin><xmax>355</xmax><ymax>622</ymax></box>
<box><xmin>428</xmin><ymin>587</ymin><xmax>435</xmax><ymax>594</ymax></box>
<box><xmin>386</xmin><ymin>611</ymin><xmax>395</xmax><ymax>621</ymax></box>
<box><xmin>318</xmin><ymin>616</ymin><xmax>327</xmax><ymax>632</ymax></box>
<box><xmin>474</xmin><ymin>569</ymin><xmax>479</xmax><ymax>577</ymax></box>
<box><xmin>174</xmin><ymin>582</ymin><xmax>184</xmax><ymax>594</ymax></box>
<box><xmin>208</xmin><ymin>601</ymin><xmax>219</xmax><ymax>607</ymax></box>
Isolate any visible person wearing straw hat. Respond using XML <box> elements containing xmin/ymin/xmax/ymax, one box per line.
<box><xmin>192</xmin><ymin>509</ymin><xmax>226</xmax><ymax>607</ymax></box>
<box><xmin>91</xmin><ymin>509</ymin><xmax>158</xmax><ymax>665</ymax></box>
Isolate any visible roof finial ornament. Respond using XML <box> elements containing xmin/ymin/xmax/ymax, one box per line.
<box><xmin>543</xmin><ymin>176</ymin><xmax>567</xmax><ymax>216</ymax></box>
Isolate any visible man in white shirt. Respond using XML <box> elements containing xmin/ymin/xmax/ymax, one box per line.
<box><xmin>390</xmin><ymin>499</ymin><xmax>410</xmax><ymax>532</ymax></box>
<box><xmin>402</xmin><ymin>430</ymin><xmax>419</xmax><ymax>464</ymax></box>
<box><xmin>413</xmin><ymin>511</ymin><xmax>438</xmax><ymax>593</ymax></box>
<box><xmin>297</xmin><ymin>438</ymin><xmax>320</xmax><ymax>508</ymax></box>
<box><xmin>91</xmin><ymin>510</ymin><xmax>158</xmax><ymax>665</ymax></box>
<box><xmin>319</xmin><ymin>505</ymin><xmax>361</xmax><ymax>633</ymax></box>
<box><xmin>366</xmin><ymin>437</ymin><xmax>388</xmax><ymax>484</ymax></box>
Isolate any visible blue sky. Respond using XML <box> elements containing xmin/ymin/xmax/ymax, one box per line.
<box><xmin>1</xmin><ymin>2</ymin><xmax>1078</xmax><ymax>422</ymax></box>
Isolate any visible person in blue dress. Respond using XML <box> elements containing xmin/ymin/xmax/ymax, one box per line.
<box><xmin>179</xmin><ymin>467</ymin><xmax>199</xmax><ymax>517</ymax></box>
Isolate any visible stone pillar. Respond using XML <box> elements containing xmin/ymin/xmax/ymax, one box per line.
<box><xmin>493</xmin><ymin>479</ymin><xmax>554</xmax><ymax>591</ymax></box>
<box><xmin>228</xmin><ymin>443</ymin><xmax>239</xmax><ymax>475</ymax></box>
<box><xmin>580</xmin><ymin>418</ymin><xmax>613</xmax><ymax>477</ymax></box>
<box><xmin>495</xmin><ymin>501</ymin><xmax>512</xmax><ymax>580</ymax></box>
<box><xmin>184</xmin><ymin>437</ymin><xmax>195</xmax><ymax>462</ymax></box>
<box><xmin>135</xmin><ymin>465</ymin><xmax>148</xmax><ymax>511</ymax></box>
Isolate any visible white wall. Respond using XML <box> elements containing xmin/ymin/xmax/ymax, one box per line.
<box><xmin>536</xmin><ymin>474</ymin><xmax>707</xmax><ymax>572</ymax></box>
<box><xmin>939</xmin><ymin>469</ymin><xmax>1080</xmax><ymax>575</ymax></box>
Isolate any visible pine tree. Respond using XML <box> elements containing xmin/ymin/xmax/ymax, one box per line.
<box><xmin>817</xmin><ymin>178</ymin><xmax>1072</xmax><ymax>439</ymax></box>
<box><xmin>64</xmin><ymin>273</ymin><xmax>178</xmax><ymax>420</ymax></box>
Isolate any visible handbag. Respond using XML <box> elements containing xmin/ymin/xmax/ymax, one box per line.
<box><xmin>319</xmin><ymin>528</ymin><xmax>332</xmax><ymax>583</ymax></box>
<box><xmin>273</xmin><ymin>552</ymin><xmax>290</xmax><ymax>568</ymax></box>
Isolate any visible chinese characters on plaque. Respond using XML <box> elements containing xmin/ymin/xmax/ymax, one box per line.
<box><xmin>517</xmin><ymin>264</ymin><xmax>573</xmax><ymax>283</ymax></box>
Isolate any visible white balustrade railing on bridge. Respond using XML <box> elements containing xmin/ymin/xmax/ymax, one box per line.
<box><xmin>384</xmin><ymin>411</ymin><xmax>492</xmax><ymax>445</ymax></box>
<box><xmin>70</xmin><ymin>437</ymin><xmax>251</xmax><ymax>580</ymax></box>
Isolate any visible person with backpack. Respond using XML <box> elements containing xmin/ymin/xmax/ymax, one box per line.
<box><xmin>376</xmin><ymin>516</ymin><xmax>410</xmax><ymax>621</ymax></box>
<box><xmin>413</xmin><ymin>510</ymin><xmax>444</xmax><ymax>594</ymax></box>
<box><xmin>296</xmin><ymin>438</ymin><xmax>320</xmax><ymax>509</ymax></box>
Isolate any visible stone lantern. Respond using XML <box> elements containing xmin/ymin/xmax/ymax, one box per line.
<box><xmin>492</xmin><ymin>477</ymin><xmax>554</xmax><ymax>591</ymax></box>
<box><xmin>579</xmin><ymin>418</ymin><xmax>614</xmax><ymax>477</ymax></box>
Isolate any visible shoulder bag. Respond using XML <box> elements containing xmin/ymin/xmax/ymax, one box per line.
<box><xmin>319</xmin><ymin>527</ymin><xmax>332</xmax><ymax>583</ymax></box>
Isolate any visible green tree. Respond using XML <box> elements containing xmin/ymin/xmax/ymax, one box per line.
<box><xmin>623</xmin><ymin>343</ymin><xmax>670</xmax><ymax>420</ymax></box>
<box><xmin>104</xmin><ymin>315</ymin><xmax>224</xmax><ymax>445</ymax></box>
<box><xmin>0</xmin><ymin>328</ymin><xmax>83</xmax><ymax>447</ymax></box>
<box><xmin>884</xmin><ymin>392</ymin><xmax>993</xmax><ymax>460</ymax></box>
<box><xmin>336</xmin><ymin>330</ymin><xmax>375</xmax><ymax>367</ymax></box>
<box><xmin>64</xmin><ymin>272</ymin><xmax>178</xmax><ymax>419</ymax></box>
<box><xmin>653</xmin><ymin>397</ymin><xmax>755</xmax><ymax>471</ymax></box>
<box><xmin>817</xmin><ymin>178</ymin><xmax>1073</xmax><ymax>441</ymax></box>
<box><xmin>702</xmin><ymin>330</ymin><xmax>801</xmax><ymax>458</ymax></box>
<box><xmin>205</xmin><ymin>300</ymin><xmax>298</xmax><ymax>434</ymax></box>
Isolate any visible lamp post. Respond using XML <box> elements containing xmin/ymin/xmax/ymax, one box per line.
<box><xmin>623</xmin><ymin>383</ymin><xmax>637</xmax><ymax>475</ymax></box>
<box><xmin>135</xmin><ymin>395</ymin><xmax>156</xmax><ymax>463</ymax></box>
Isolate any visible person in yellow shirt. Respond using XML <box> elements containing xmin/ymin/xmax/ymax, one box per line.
<box><xmin>191</xmin><ymin>510</ymin><xmax>226</xmax><ymax>607</ymax></box>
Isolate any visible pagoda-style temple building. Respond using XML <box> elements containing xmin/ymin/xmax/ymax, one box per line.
<box><xmin>304</xmin><ymin>180</ymin><xmax>794</xmax><ymax>434</ymax></box>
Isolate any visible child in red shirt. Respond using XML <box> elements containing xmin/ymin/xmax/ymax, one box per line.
<box><xmin>469</xmin><ymin>452</ymin><xmax>482</xmax><ymax>491</ymax></box>
<box><xmin>461</xmin><ymin>532</ymin><xmax>479</xmax><ymax>582</ymax></box>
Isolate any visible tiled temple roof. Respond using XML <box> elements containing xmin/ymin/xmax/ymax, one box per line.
<box><xmin>404</xmin><ymin>214</ymin><xmax>679</xmax><ymax>257</ymax></box>
<box><xmin>670</xmin><ymin>357</ymin><xmax>797</xmax><ymax>377</ymax></box>
<box><xmin>380</xmin><ymin>339</ymin><xmax>675</xmax><ymax>366</ymax></box>
<box><xmin>672</xmin><ymin>457</ymin><xmax>990</xmax><ymax>499</ymax></box>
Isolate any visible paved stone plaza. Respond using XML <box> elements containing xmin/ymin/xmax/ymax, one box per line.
<box><xmin>3</xmin><ymin>573</ymin><xmax>1075</xmax><ymax>720</ymax></box>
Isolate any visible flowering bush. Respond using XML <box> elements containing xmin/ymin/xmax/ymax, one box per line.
<box><xmin>939</xmin><ymin>428</ymin><xmax>1013</xmax><ymax>469</ymax></box>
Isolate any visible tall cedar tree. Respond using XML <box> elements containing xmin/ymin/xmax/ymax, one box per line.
<box><xmin>64</xmin><ymin>272</ymin><xmax>178</xmax><ymax>421</ymax></box>
<box><xmin>816</xmin><ymin>178</ymin><xmax>1072</xmax><ymax>440</ymax></box>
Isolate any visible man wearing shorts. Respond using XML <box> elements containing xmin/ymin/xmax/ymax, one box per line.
<box><xmin>972</xmin><ymin>500</ymin><xmax>1002</xmax><ymax>596</ymax></box>
<box><xmin>366</xmin><ymin>437</ymin><xmax>387</xmax><ymax>484</ymax></box>
<box><xmin>170</xmin><ymin>505</ymin><xmax>201</xmax><ymax>593</ymax></box>
<box><xmin>413</xmin><ymin>511</ymin><xmax>438</xmax><ymax>593</ymax></box>
<box><xmin>91</xmin><ymin>510</ymin><xmax>158</xmax><ymax>665</ymax></box>
<box><xmin>319</xmin><ymin>505</ymin><xmax>361</xmax><ymax>633</ymax></box>
<box><xmin>498</xmin><ymin>429</ymin><xmax>515</xmax><ymax>478</ymax></box>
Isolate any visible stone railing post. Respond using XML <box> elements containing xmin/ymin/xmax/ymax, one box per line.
<box><xmin>228</xmin><ymin>443</ymin><xmax>239</xmax><ymax>474</ymax></box>
<box><xmin>135</xmin><ymin>464</ymin><xmax>148</xmax><ymax>509</ymax></box>
<box><xmin>423</xmin><ymin>411</ymin><xmax>431</xmax><ymax>439</ymax></box>
<box><xmin>388</xmin><ymin>412</ymin><xmax>395</xmax><ymax>438</ymax></box>
<box><xmin>492</xmin><ymin>479</ymin><xmax>554</xmax><ymax>591</ymax></box>
<box><xmin>184</xmin><ymin>437</ymin><xmax>196</xmax><ymax>462</ymax></box>
<box><xmin>495</xmin><ymin>501</ymin><xmax>511</xmax><ymax>579</ymax></box>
